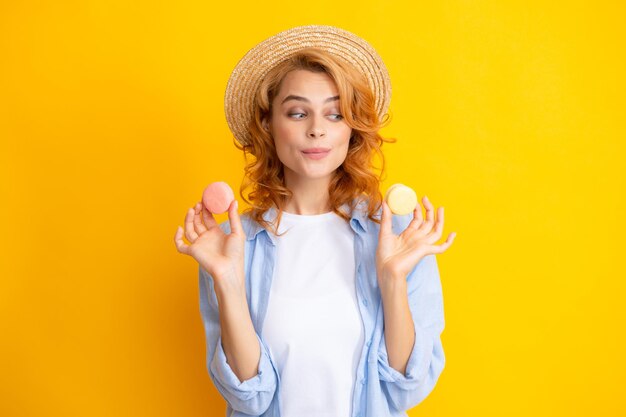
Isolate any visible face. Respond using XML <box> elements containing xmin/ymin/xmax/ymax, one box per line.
<box><xmin>265</xmin><ymin>69</ymin><xmax>352</xmax><ymax>187</ymax></box>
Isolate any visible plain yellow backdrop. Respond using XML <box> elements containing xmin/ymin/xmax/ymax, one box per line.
<box><xmin>1</xmin><ymin>1</ymin><xmax>625</xmax><ymax>416</ymax></box>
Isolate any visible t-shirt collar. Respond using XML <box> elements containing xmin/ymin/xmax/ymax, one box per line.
<box><xmin>244</xmin><ymin>199</ymin><xmax>371</xmax><ymax>245</ymax></box>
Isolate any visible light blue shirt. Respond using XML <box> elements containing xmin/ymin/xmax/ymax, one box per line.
<box><xmin>198</xmin><ymin>199</ymin><xmax>446</xmax><ymax>417</ymax></box>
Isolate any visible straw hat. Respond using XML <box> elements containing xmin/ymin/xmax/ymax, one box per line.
<box><xmin>224</xmin><ymin>25</ymin><xmax>392</xmax><ymax>147</ymax></box>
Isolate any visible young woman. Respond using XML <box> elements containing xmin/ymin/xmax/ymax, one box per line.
<box><xmin>174</xmin><ymin>25</ymin><xmax>456</xmax><ymax>417</ymax></box>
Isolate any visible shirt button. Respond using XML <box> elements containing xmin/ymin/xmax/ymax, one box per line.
<box><xmin>361</xmin><ymin>298</ymin><xmax>368</xmax><ymax>306</ymax></box>
<box><xmin>360</xmin><ymin>377</ymin><xmax>366</xmax><ymax>385</ymax></box>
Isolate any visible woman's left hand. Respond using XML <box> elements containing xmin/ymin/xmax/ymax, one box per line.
<box><xmin>376</xmin><ymin>196</ymin><xmax>456</xmax><ymax>284</ymax></box>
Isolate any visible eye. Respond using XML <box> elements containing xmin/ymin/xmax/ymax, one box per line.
<box><xmin>288</xmin><ymin>112</ymin><xmax>305</xmax><ymax>119</ymax></box>
<box><xmin>330</xmin><ymin>114</ymin><xmax>343</xmax><ymax>121</ymax></box>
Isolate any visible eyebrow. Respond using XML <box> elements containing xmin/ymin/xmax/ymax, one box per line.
<box><xmin>280</xmin><ymin>95</ymin><xmax>340</xmax><ymax>105</ymax></box>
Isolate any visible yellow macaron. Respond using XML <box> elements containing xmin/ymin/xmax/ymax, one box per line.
<box><xmin>384</xmin><ymin>183</ymin><xmax>418</xmax><ymax>215</ymax></box>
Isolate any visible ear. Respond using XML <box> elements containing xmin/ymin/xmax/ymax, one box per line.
<box><xmin>262</xmin><ymin>118</ymin><xmax>270</xmax><ymax>132</ymax></box>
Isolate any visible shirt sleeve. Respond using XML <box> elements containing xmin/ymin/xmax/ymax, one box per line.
<box><xmin>377</xmin><ymin>214</ymin><xmax>446</xmax><ymax>411</ymax></box>
<box><xmin>197</xmin><ymin>229</ymin><xmax>278</xmax><ymax>415</ymax></box>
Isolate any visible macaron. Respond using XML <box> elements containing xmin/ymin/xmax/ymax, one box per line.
<box><xmin>202</xmin><ymin>181</ymin><xmax>235</xmax><ymax>214</ymax></box>
<box><xmin>385</xmin><ymin>183</ymin><xmax>418</xmax><ymax>215</ymax></box>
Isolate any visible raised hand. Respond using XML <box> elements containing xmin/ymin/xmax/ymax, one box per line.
<box><xmin>174</xmin><ymin>199</ymin><xmax>246</xmax><ymax>288</ymax></box>
<box><xmin>376</xmin><ymin>196</ymin><xmax>456</xmax><ymax>284</ymax></box>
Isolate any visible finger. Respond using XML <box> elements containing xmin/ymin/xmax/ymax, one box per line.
<box><xmin>193</xmin><ymin>202</ymin><xmax>208</xmax><ymax>234</ymax></box>
<box><xmin>184</xmin><ymin>208</ymin><xmax>199</xmax><ymax>242</ymax></box>
<box><xmin>379</xmin><ymin>201</ymin><xmax>393</xmax><ymax>239</ymax></box>
<box><xmin>418</xmin><ymin>196</ymin><xmax>435</xmax><ymax>232</ymax></box>
<box><xmin>174</xmin><ymin>226</ymin><xmax>189</xmax><ymax>254</ymax></box>
<box><xmin>227</xmin><ymin>199</ymin><xmax>245</xmax><ymax>237</ymax></box>
<box><xmin>429</xmin><ymin>206</ymin><xmax>444</xmax><ymax>237</ymax></box>
<box><xmin>407</xmin><ymin>205</ymin><xmax>424</xmax><ymax>230</ymax></box>
<box><xmin>202</xmin><ymin>204</ymin><xmax>218</xmax><ymax>229</ymax></box>
<box><xmin>432</xmin><ymin>232</ymin><xmax>457</xmax><ymax>253</ymax></box>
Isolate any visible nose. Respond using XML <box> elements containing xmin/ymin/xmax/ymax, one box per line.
<box><xmin>307</xmin><ymin>115</ymin><xmax>326</xmax><ymax>139</ymax></box>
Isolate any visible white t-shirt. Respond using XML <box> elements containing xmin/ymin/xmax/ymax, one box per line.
<box><xmin>261</xmin><ymin>210</ymin><xmax>365</xmax><ymax>417</ymax></box>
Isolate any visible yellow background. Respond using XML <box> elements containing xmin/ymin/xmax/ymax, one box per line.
<box><xmin>1</xmin><ymin>1</ymin><xmax>624</xmax><ymax>416</ymax></box>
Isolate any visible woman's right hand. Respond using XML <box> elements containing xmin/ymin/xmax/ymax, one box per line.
<box><xmin>174</xmin><ymin>199</ymin><xmax>246</xmax><ymax>289</ymax></box>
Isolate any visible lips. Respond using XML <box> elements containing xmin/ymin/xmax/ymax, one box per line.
<box><xmin>302</xmin><ymin>148</ymin><xmax>331</xmax><ymax>154</ymax></box>
<box><xmin>301</xmin><ymin>148</ymin><xmax>330</xmax><ymax>160</ymax></box>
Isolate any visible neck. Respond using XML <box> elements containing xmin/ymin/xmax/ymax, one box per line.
<box><xmin>283</xmin><ymin>173</ymin><xmax>332</xmax><ymax>215</ymax></box>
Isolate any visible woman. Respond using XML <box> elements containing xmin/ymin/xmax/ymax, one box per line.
<box><xmin>174</xmin><ymin>25</ymin><xmax>456</xmax><ymax>417</ymax></box>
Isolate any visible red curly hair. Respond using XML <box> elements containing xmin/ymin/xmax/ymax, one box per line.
<box><xmin>233</xmin><ymin>47</ymin><xmax>396</xmax><ymax>235</ymax></box>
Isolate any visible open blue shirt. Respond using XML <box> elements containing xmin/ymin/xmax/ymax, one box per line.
<box><xmin>198</xmin><ymin>200</ymin><xmax>446</xmax><ymax>417</ymax></box>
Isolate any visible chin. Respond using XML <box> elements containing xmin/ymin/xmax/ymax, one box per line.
<box><xmin>297</xmin><ymin>168</ymin><xmax>336</xmax><ymax>181</ymax></box>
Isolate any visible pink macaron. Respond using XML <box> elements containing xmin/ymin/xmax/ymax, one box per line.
<box><xmin>202</xmin><ymin>181</ymin><xmax>235</xmax><ymax>214</ymax></box>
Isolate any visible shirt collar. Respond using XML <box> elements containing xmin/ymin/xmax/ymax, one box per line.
<box><xmin>244</xmin><ymin>199</ymin><xmax>372</xmax><ymax>245</ymax></box>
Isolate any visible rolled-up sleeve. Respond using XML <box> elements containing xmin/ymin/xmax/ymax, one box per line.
<box><xmin>199</xmin><ymin>264</ymin><xmax>278</xmax><ymax>415</ymax></box>
<box><xmin>377</xmin><ymin>246</ymin><xmax>446</xmax><ymax>411</ymax></box>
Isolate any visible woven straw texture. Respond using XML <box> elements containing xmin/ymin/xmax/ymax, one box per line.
<box><xmin>224</xmin><ymin>25</ymin><xmax>392</xmax><ymax>146</ymax></box>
